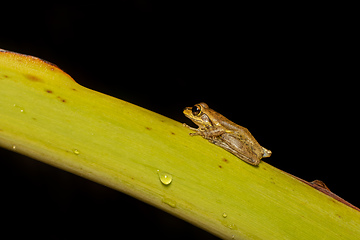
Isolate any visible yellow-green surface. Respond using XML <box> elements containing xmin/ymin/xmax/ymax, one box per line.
<box><xmin>1</xmin><ymin>49</ymin><xmax>359</xmax><ymax>239</ymax></box>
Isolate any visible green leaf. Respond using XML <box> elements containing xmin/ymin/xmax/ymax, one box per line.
<box><xmin>1</xmin><ymin>49</ymin><xmax>359</xmax><ymax>239</ymax></box>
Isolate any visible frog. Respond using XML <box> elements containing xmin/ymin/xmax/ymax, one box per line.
<box><xmin>183</xmin><ymin>102</ymin><xmax>271</xmax><ymax>166</ymax></box>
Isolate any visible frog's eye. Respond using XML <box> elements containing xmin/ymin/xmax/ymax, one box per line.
<box><xmin>192</xmin><ymin>105</ymin><xmax>201</xmax><ymax>116</ymax></box>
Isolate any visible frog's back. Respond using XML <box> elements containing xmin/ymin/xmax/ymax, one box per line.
<box><xmin>213</xmin><ymin>111</ymin><xmax>253</xmax><ymax>136</ymax></box>
<box><xmin>214</xmin><ymin>110</ymin><xmax>265</xmax><ymax>157</ymax></box>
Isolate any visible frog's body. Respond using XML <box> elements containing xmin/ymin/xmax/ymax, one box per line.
<box><xmin>183</xmin><ymin>102</ymin><xmax>271</xmax><ymax>166</ymax></box>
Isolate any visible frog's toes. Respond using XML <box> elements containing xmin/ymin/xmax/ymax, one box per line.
<box><xmin>189</xmin><ymin>132</ymin><xmax>202</xmax><ymax>136</ymax></box>
<box><xmin>183</xmin><ymin>123</ymin><xmax>198</xmax><ymax>131</ymax></box>
<box><xmin>183</xmin><ymin>123</ymin><xmax>193</xmax><ymax>129</ymax></box>
<box><xmin>262</xmin><ymin>147</ymin><xmax>272</xmax><ymax>158</ymax></box>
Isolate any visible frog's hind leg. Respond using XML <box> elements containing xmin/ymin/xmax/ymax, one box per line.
<box><xmin>208</xmin><ymin>137</ymin><xmax>260</xmax><ymax>166</ymax></box>
<box><xmin>262</xmin><ymin>147</ymin><xmax>272</xmax><ymax>158</ymax></box>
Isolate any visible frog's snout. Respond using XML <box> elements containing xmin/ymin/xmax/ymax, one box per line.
<box><xmin>183</xmin><ymin>107</ymin><xmax>192</xmax><ymax>115</ymax></box>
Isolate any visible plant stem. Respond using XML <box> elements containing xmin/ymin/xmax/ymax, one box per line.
<box><xmin>1</xmin><ymin>49</ymin><xmax>360</xmax><ymax>239</ymax></box>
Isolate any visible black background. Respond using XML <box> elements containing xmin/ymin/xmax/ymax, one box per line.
<box><xmin>1</xmin><ymin>2</ymin><xmax>358</xmax><ymax>239</ymax></box>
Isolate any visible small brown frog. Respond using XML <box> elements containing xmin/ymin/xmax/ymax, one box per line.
<box><xmin>183</xmin><ymin>102</ymin><xmax>271</xmax><ymax>166</ymax></box>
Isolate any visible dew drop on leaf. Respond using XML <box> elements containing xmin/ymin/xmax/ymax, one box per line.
<box><xmin>157</xmin><ymin>170</ymin><xmax>173</xmax><ymax>185</ymax></box>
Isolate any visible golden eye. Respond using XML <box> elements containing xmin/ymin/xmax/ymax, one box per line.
<box><xmin>192</xmin><ymin>105</ymin><xmax>201</xmax><ymax>116</ymax></box>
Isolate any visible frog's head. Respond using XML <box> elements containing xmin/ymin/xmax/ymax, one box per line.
<box><xmin>183</xmin><ymin>102</ymin><xmax>213</xmax><ymax>128</ymax></box>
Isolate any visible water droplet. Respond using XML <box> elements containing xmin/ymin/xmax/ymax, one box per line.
<box><xmin>12</xmin><ymin>145</ymin><xmax>16</xmax><ymax>150</ymax></box>
<box><xmin>228</xmin><ymin>223</ymin><xmax>237</xmax><ymax>230</ymax></box>
<box><xmin>162</xmin><ymin>197</ymin><xmax>177</xmax><ymax>208</ymax></box>
<box><xmin>73</xmin><ymin>149</ymin><xmax>80</xmax><ymax>155</ymax></box>
<box><xmin>13</xmin><ymin>104</ymin><xmax>25</xmax><ymax>113</ymax></box>
<box><xmin>157</xmin><ymin>170</ymin><xmax>173</xmax><ymax>185</ymax></box>
<box><xmin>222</xmin><ymin>212</ymin><xmax>227</xmax><ymax>218</ymax></box>
<box><xmin>221</xmin><ymin>221</ymin><xmax>238</xmax><ymax>230</ymax></box>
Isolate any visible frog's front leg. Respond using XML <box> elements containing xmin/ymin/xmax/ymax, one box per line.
<box><xmin>183</xmin><ymin>123</ymin><xmax>207</xmax><ymax>137</ymax></box>
<box><xmin>183</xmin><ymin>123</ymin><xmax>198</xmax><ymax>132</ymax></box>
<box><xmin>183</xmin><ymin>123</ymin><xmax>226</xmax><ymax>138</ymax></box>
